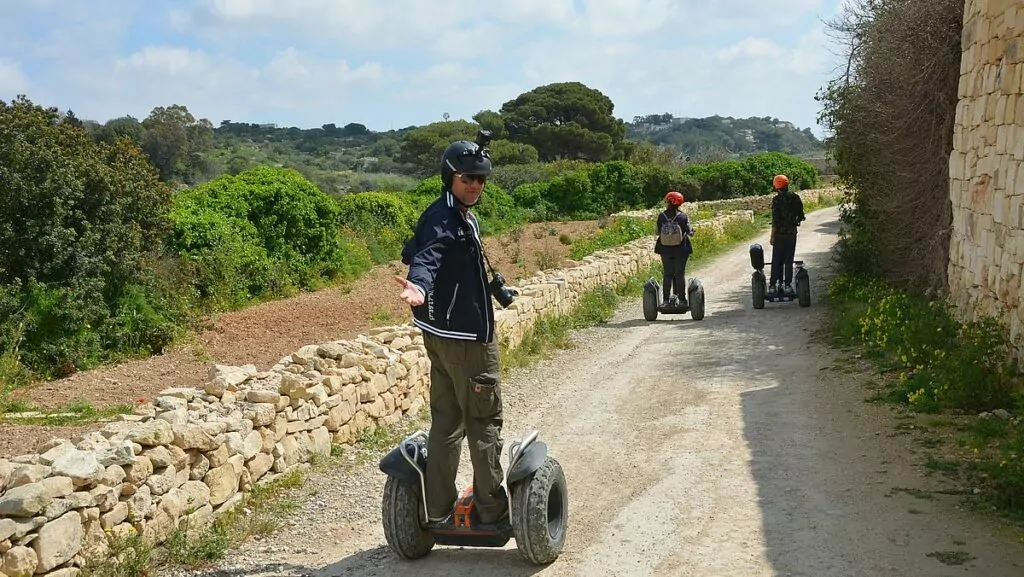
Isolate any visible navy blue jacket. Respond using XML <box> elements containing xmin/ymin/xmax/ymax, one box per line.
<box><xmin>401</xmin><ymin>190</ymin><xmax>495</xmax><ymax>343</ymax></box>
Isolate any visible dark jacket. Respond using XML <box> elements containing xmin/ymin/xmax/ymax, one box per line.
<box><xmin>401</xmin><ymin>190</ymin><xmax>495</xmax><ymax>343</ymax></box>
<box><xmin>771</xmin><ymin>189</ymin><xmax>806</xmax><ymax>235</ymax></box>
<box><xmin>654</xmin><ymin>208</ymin><xmax>694</xmax><ymax>256</ymax></box>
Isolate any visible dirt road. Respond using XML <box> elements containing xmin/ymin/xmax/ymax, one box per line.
<box><xmin>179</xmin><ymin>206</ymin><xmax>1024</xmax><ymax>577</ymax></box>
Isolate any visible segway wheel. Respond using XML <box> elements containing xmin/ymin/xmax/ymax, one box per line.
<box><xmin>642</xmin><ymin>280</ymin><xmax>659</xmax><ymax>322</ymax></box>
<box><xmin>382</xmin><ymin>477</ymin><xmax>435</xmax><ymax>559</ymax></box>
<box><xmin>689</xmin><ymin>284</ymin><xmax>705</xmax><ymax>321</ymax></box>
<box><xmin>752</xmin><ymin>272</ymin><xmax>765</xmax><ymax>309</ymax></box>
<box><xmin>797</xmin><ymin>276</ymin><xmax>811</xmax><ymax>308</ymax></box>
<box><xmin>511</xmin><ymin>456</ymin><xmax>569</xmax><ymax>565</ymax></box>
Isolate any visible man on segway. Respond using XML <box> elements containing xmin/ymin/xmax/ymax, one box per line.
<box><xmin>654</xmin><ymin>191</ymin><xmax>695</xmax><ymax>307</ymax></box>
<box><xmin>768</xmin><ymin>174</ymin><xmax>805</xmax><ymax>297</ymax></box>
<box><xmin>394</xmin><ymin>134</ymin><xmax>510</xmax><ymax>528</ymax></box>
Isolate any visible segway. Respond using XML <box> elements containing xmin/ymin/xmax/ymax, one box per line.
<box><xmin>378</xmin><ymin>429</ymin><xmax>568</xmax><ymax>565</ymax></box>
<box><xmin>749</xmin><ymin>243</ymin><xmax>810</xmax><ymax>309</ymax></box>
<box><xmin>642</xmin><ymin>277</ymin><xmax>705</xmax><ymax>321</ymax></box>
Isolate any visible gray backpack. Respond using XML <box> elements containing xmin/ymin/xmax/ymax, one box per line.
<box><xmin>659</xmin><ymin>211</ymin><xmax>684</xmax><ymax>246</ymax></box>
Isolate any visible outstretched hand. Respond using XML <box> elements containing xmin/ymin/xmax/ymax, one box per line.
<box><xmin>394</xmin><ymin>276</ymin><xmax>424</xmax><ymax>306</ymax></box>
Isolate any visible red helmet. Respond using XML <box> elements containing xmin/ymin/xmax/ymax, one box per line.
<box><xmin>773</xmin><ymin>174</ymin><xmax>790</xmax><ymax>190</ymax></box>
<box><xmin>665</xmin><ymin>191</ymin><xmax>684</xmax><ymax>206</ymax></box>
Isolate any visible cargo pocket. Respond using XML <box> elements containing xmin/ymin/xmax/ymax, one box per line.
<box><xmin>468</xmin><ymin>373</ymin><xmax>502</xmax><ymax>418</ymax></box>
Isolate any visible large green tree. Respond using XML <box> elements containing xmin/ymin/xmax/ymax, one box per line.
<box><xmin>141</xmin><ymin>104</ymin><xmax>215</xmax><ymax>183</ymax></box>
<box><xmin>498</xmin><ymin>82</ymin><xmax>628</xmax><ymax>162</ymax></box>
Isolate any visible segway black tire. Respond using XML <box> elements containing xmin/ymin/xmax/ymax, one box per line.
<box><xmin>690</xmin><ymin>285</ymin><xmax>705</xmax><ymax>321</ymax></box>
<box><xmin>797</xmin><ymin>276</ymin><xmax>811</xmax><ymax>308</ymax></box>
<box><xmin>642</xmin><ymin>282</ymin><xmax>659</xmax><ymax>321</ymax></box>
<box><xmin>382</xmin><ymin>476</ymin><xmax>435</xmax><ymax>559</ymax></box>
<box><xmin>752</xmin><ymin>273</ymin><xmax>765</xmax><ymax>309</ymax></box>
<box><xmin>511</xmin><ymin>456</ymin><xmax>569</xmax><ymax>565</ymax></box>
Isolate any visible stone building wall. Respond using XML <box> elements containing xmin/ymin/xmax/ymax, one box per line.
<box><xmin>948</xmin><ymin>0</ymin><xmax>1024</xmax><ymax>340</ymax></box>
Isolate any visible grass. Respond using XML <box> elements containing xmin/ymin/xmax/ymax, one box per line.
<box><xmin>498</xmin><ymin>202</ymin><xmax>811</xmax><ymax>372</ymax></box>
<box><xmin>825</xmin><ymin>270</ymin><xmax>1024</xmax><ymax>528</ymax></box>
<box><xmin>0</xmin><ymin>397</ymin><xmax>134</xmax><ymax>425</ymax></box>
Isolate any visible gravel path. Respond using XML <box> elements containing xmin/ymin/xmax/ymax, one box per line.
<box><xmin>167</xmin><ymin>206</ymin><xmax>1024</xmax><ymax>577</ymax></box>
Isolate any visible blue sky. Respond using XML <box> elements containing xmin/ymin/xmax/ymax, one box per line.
<box><xmin>0</xmin><ymin>0</ymin><xmax>845</xmax><ymax>136</ymax></box>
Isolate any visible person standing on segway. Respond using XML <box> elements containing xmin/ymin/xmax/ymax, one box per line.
<box><xmin>394</xmin><ymin>132</ymin><xmax>512</xmax><ymax>528</ymax></box>
<box><xmin>654</xmin><ymin>191</ymin><xmax>695</xmax><ymax>307</ymax></box>
<box><xmin>768</xmin><ymin>174</ymin><xmax>806</xmax><ymax>297</ymax></box>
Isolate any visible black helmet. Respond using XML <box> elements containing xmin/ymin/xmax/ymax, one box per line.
<box><xmin>441</xmin><ymin>139</ymin><xmax>492</xmax><ymax>189</ymax></box>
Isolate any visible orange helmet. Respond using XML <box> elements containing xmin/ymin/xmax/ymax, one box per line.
<box><xmin>773</xmin><ymin>174</ymin><xmax>790</xmax><ymax>190</ymax></box>
<box><xmin>665</xmin><ymin>191</ymin><xmax>684</xmax><ymax>206</ymax></box>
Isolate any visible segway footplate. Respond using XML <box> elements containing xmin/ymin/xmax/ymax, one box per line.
<box><xmin>426</xmin><ymin>486</ymin><xmax>513</xmax><ymax>547</ymax></box>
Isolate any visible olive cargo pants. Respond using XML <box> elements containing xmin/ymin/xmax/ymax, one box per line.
<box><xmin>422</xmin><ymin>332</ymin><xmax>509</xmax><ymax>524</ymax></box>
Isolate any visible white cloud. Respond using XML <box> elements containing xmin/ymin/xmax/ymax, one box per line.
<box><xmin>0</xmin><ymin>59</ymin><xmax>29</xmax><ymax>93</ymax></box>
<box><xmin>2</xmin><ymin>0</ymin><xmax>845</xmax><ymax>134</ymax></box>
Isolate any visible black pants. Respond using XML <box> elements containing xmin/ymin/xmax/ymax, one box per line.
<box><xmin>770</xmin><ymin>233</ymin><xmax>798</xmax><ymax>286</ymax></box>
<box><xmin>421</xmin><ymin>332</ymin><xmax>508</xmax><ymax>524</ymax></box>
<box><xmin>660</xmin><ymin>252</ymin><xmax>689</xmax><ymax>301</ymax></box>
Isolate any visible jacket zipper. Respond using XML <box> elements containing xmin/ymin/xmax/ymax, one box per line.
<box><xmin>446</xmin><ymin>283</ymin><xmax>460</xmax><ymax>322</ymax></box>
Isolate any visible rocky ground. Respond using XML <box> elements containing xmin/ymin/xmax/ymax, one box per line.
<box><xmin>160</xmin><ymin>207</ymin><xmax>1024</xmax><ymax>576</ymax></box>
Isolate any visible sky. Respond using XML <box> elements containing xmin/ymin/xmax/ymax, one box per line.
<box><xmin>0</xmin><ymin>0</ymin><xmax>847</xmax><ymax>137</ymax></box>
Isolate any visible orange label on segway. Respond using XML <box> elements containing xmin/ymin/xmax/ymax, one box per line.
<box><xmin>453</xmin><ymin>486</ymin><xmax>476</xmax><ymax>529</ymax></box>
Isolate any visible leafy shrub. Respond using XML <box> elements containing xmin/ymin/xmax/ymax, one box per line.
<box><xmin>681</xmin><ymin>152</ymin><xmax>819</xmax><ymax>200</ymax></box>
<box><xmin>168</xmin><ymin>166</ymin><xmax>372</xmax><ymax>308</ymax></box>
<box><xmin>0</xmin><ymin>96</ymin><xmax>181</xmax><ymax>377</ymax></box>
<box><xmin>508</xmin><ymin>152</ymin><xmax>818</xmax><ymax>222</ymax></box>
<box><xmin>488</xmin><ymin>160</ymin><xmax>592</xmax><ymax>193</ymax></box>
<box><xmin>827</xmin><ymin>271</ymin><xmax>1024</xmax><ymax>518</ymax></box>
<box><xmin>335</xmin><ymin>192</ymin><xmax>420</xmax><ymax>264</ymax></box>
<box><xmin>405</xmin><ymin>176</ymin><xmax>524</xmax><ymax>234</ymax></box>
<box><xmin>827</xmin><ymin>273</ymin><xmax>1023</xmax><ymax>414</ymax></box>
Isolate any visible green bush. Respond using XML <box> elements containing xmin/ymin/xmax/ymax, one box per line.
<box><xmin>827</xmin><ymin>271</ymin><xmax>1024</xmax><ymax>518</ymax></box>
<box><xmin>0</xmin><ymin>96</ymin><xmax>183</xmax><ymax>378</ymax></box>
<box><xmin>405</xmin><ymin>176</ymin><xmax>524</xmax><ymax>234</ymax></box>
<box><xmin>827</xmin><ymin>273</ymin><xmax>1023</xmax><ymax>414</ymax></box>
<box><xmin>335</xmin><ymin>192</ymin><xmax>420</xmax><ymax>264</ymax></box>
<box><xmin>168</xmin><ymin>166</ymin><xmax>372</xmax><ymax>308</ymax></box>
<box><xmin>681</xmin><ymin>152</ymin><xmax>819</xmax><ymax>200</ymax></box>
<box><xmin>507</xmin><ymin>152</ymin><xmax>818</xmax><ymax>222</ymax></box>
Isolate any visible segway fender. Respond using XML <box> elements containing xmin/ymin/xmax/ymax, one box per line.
<box><xmin>749</xmin><ymin>243</ymin><xmax>765</xmax><ymax>271</ymax></box>
<box><xmin>379</xmin><ymin>431</ymin><xmax>428</xmax><ymax>485</ymax></box>
<box><xmin>507</xmin><ymin>441</ymin><xmax>548</xmax><ymax>485</ymax></box>
<box><xmin>379</xmin><ymin>447</ymin><xmax>422</xmax><ymax>485</ymax></box>
<box><xmin>643</xmin><ymin>277</ymin><xmax>660</xmax><ymax>295</ymax></box>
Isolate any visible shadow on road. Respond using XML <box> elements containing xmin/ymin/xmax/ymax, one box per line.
<box><xmin>202</xmin><ymin>545</ymin><xmax>548</xmax><ymax>577</ymax></box>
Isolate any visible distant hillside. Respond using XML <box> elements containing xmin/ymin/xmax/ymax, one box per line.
<box><xmin>82</xmin><ymin>109</ymin><xmax>827</xmax><ymax>197</ymax></box>
<box><xmin>626</xmin><ymin>114</ymin><xmax>824</xmax><ymax>156</ymax></box>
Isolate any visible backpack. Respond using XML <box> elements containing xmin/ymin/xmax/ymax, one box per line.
<box><xmin>659</xmin><ymin>211</ymin><xmax>685</xmax><ymax>246</ymax></box>
<box><xmin>773</xmin><ymin>192</ymin><xmax>804</xmax><ymax>232</ymax></box>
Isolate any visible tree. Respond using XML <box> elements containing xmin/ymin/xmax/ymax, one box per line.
<box><xmin>93</xmin><ymin>116</ymin><xmax>144</xmax><ymax>146</ymax></box>
<box><xmin>397</xmin><ymin>120</ymin><xmax>478</xmax><ymax>176</ymax></box>
<box><xmin>141</xmin><ymin>104</ymin><xmax>215</xmax><ymax>183</ymax></box>
<box><xmin>816</xmin><ymin>0</ymin><xmax>962</xmax><ymax>294</ymax></box>
<box><xmin>472</xmin><ymin>110</ymin><xmax>507</xmax><ymax>140</ymax></box>
<box><xmin>498</xmin><ymin>82</ymin><xmax>627</xmax><ymax>162</ymax></box>
<box><xmin>0</xmin><ymin>95</ymin><xmax>177</xmax><ymax>373</ymax></box>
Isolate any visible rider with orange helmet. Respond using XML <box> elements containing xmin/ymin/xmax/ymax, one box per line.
<box><xmin>768</xmin><ymin>174</ymin><xmax>805</xmax><ymax>297</ymax></box>
<box><xmin>654</xmin><ymin>191</ymin><xmax>695</xmax><ymax>306</ymax></box>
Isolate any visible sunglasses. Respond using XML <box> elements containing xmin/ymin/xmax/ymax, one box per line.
<box><xmin>457</xmin><ymin>173</ymin><xmax>487</xmax><ymax>185</ymax></box>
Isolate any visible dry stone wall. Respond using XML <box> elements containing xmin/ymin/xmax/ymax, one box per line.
<box><xmin>612</xmin><ymin>187</ymin><xmax>844</xmax><ymax>220</ymax></box>
<box><xmin>0</xmin><ymin>193</ymin><xmax>820</xmax><ymax>576</ymax></box>
<box><xmin>948</xmin><ymin>0</ymin><xmax>1024</xmax><ymax>342</ymax></box>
